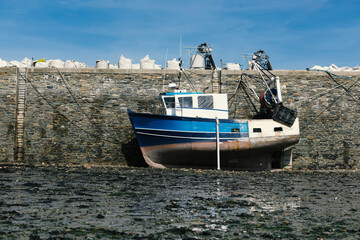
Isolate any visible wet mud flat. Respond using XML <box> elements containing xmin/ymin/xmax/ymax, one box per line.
<box><xmin>0</xmin><ymin>166</ymin><xmax>359</xmax><ymax>239</ymax></box>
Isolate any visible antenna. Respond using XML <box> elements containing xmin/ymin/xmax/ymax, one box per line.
<box><xmin>163</xmin><ymin>48</ymin><xmax>168</xmax><ymax>92</ymax></box>
<box><xmin>179</xmin><ymin>35</ymin><xmax>182</xmax><ymax>58</ymax></box>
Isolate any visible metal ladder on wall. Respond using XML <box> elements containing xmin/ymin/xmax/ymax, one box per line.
<box><xmin>212</xmin><ymin>70</ymin><xmax>220</xmax><ymax>93</ymax></box>
<box><xmin>14</xmin><ymin>68</ymin><xmax>26</xmax><ymax>162</ymax></box>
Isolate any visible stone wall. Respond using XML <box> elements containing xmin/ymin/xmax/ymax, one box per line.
<box><xmin>23</xmin><ymin>68</ymin><xmax>213</xmax><ymax>166</ymax></box>
<box><xmin>0</xmin><ymin>67</ymin><xmax>359</xmax><ymax>169</ymax></box>
<box><xmin>0</xmin><ymin>68</ymin><xmax>17</xmax><ymax>162</ymax></box>
<box><xmin>222</xmin><ymin>70</ymin><xmax>360</xmax><ymax>169</ymax></box>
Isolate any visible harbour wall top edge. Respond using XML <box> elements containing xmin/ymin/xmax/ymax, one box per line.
<box><xmin>1</xmin><ymin>67</ymin><xmax>360</xmax><ymax>76</ymax></box>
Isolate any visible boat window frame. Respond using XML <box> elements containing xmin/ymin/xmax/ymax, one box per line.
<box><xmin>163</xmin><ymin>96</ymin><xmax>175</xmax><ymax>109</ymax></box>
<box><xmin>178</xmin><ymin>96</ymin><xmax>193</xmax><ymax>108</ymax></box>
<box><xmin>198</xmin><ymin>95</ymin><xmax>214</xmax><ymax>109</ymax></box>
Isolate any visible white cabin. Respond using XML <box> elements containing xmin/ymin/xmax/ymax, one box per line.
<box><xmin>160</xmin><ymin>92</ymin><xmax>229</xmax><ymax>119</ymax></box>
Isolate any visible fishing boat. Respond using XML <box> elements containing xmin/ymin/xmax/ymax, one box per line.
<box><xmin>128</xmin><ymin>92</ymin><xmax>299</xmax><ymax>170</ymax></box>
<box><xmin>127</xmin><ymin>50</ymin><xmax>300</xmax><ymax>170</ymax></box>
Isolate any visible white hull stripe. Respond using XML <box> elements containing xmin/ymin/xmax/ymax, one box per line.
<box><xmin>137</xmin><ymin>131</ymin><xmax>244</xmax><ymax>140</ymax></box>
<box><xmin>135</xmin><ymin>127</ymin><xmax>242</xmax><ymax>134</ymax></box>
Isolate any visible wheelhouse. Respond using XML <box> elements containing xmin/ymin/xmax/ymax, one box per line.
<box><xmin>159</xmin><ymin>92</ymin><xmax>229</xmax><ymax>119</ymax></box>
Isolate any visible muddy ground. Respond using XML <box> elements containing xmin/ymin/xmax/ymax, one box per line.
<box><xmin>0</xmin><ymin>166</ymin><xmax>359</xmax><ymax>239</ymax></box>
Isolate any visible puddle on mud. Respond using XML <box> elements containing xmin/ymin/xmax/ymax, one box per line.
<box><xmin>0</xmin><ymin>166</ymin><xmax>359</xmax><ymax>239</ymax></box>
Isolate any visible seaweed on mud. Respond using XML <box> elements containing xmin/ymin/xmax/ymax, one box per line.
<box><xmin>23</xmin><ymin>181</ymin><xmax>42</xmax><ymax>188</ymax></box>
<box><xmin>0</xmin><ymin>166</ymin><xmax>359</xmax><ymax>239</ymax></box>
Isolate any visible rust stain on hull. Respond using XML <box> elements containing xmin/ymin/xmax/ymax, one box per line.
<box><xmin>140</xmin><ymin>135</ymin><xmax>300</xmax><ymax>170</ymax></box>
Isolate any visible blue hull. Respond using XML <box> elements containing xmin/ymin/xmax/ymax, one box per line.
<box><xmin>127</xmin><ymin>110</ymin><xmax>299</xmax><ymax>170</ymax></box>
<box><xmin>128</xmin><ymin>110</ymin><xmax>249</xmax><ymax>147</ymax></box>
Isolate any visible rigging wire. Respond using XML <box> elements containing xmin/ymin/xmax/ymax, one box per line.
<box><xmin>233</xmin><ymin>68</ymin><xmax>360</xmax><ymax>131</ymax></box>
<box><xmin>308</xmin><ymin>69</ymin><xmax>360</xmax><ymax>87</ymax></box>
<box><xmin>18</xmin><ymin>71</ymin><xmax>121</xmax><ymax>145</ymax></box>
<box><xmin>301</xmin><ymin>77</ymin><xmax>359</xmax><ymax>131</ymax></box>
<box><xmin>56</xmin><ymin>69</ymin><xmax>98</xmax><ymax>127</ymax></box>
<box><xmin>162</xmin><ymin>48</ymin><xmax>168</xmax><ymax>92</ymax></box>
<box><xmin>54</xmin><ymin>69</ymin><xmax>122</xmax><ymax>119</ymax></box>
<box><xmin>288</xmin><ymin>70</ymin><xmax>360</xmax><ymax>108</ymax></box>
<box><xmin>228</xmin><ymin>76</ymin><xmax>242</xmax><ymax>117</ymax></box>
<box><xmin>308</xmin><ymin>69</ymin><xmax>360</xmax><ymax>101</ymax></box>
<box><xmin>324</xmin><ymin>71</ymin><xmax>360</xmax><ymax>104</ymax></box>
<box><xmin>239</xmin><ymin>80</ymin><xmax>259</xmax><ymax>115</ymax></box>
<box><xmin>300</xmin><ymin>69</ymin><xmax>360</xmax><ymax>131</ymax></box>
<box><xmin>228</xmin><ymin>74</ymin><xmax>259</xmax><ymax>118</ymax></box>
<box><xmin>55</xmin><ymin>68</ymin><xmax>123</xmax><ymax>144</ymax></box>
<box><xmin>241</xmin><ymin>73</ymin><xmax>260</xmax><ymax>101</ymax></box>
<box><xmin>293</xmin><ymin>82</ymin><xmax>352</xmax><ymax>107</ymax></box>
<box><xmin>179</xmin><ymin>68</ymin><xmax>198</xmax><ymax>92</ymax></box>
<box><xmin>252</xmin><ymin>62</ymin><xmax>278</xmax><ymax>104</ymax></box>
<box><xmin>303</xmin><ymin>69</ymin><xmax>360</xmax><ymax>106</ymax></box>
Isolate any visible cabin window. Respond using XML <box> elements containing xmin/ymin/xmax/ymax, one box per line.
<box><xmin>164</xmin><ymin>97</ymin><xmax>175</xmax><ymax>108</ymax></box>
<box><xmin>178</xmin><ymin>97</ymin><xmax>193</xmax><ymax>108</ymax></box>
<box><xmin>198</xmin><ymin>96</ymin><xmax>213</xmax><ymax>109</ymax></box>
<box><xmin>274</xmin><ymin>127</ymin><xmax>283</xmax><ymax>132</ymax></box>
<box><xmin>253</xmin><ymin>128</ymin><xmax>262</xmax><ymax>133</ymax></box>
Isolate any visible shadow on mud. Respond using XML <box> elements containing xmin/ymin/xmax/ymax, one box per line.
<box><xmin>121</xmin><ymin>138</ymin><xmax>148</xmax><ymax>167</ymax></box>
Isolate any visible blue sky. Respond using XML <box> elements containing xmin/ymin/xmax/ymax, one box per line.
<box><xmin>0</xmin><ymin>0</ymin><xmax>359</xmax><ymax>69</ymax></box>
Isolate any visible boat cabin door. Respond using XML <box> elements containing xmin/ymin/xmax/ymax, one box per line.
<box><xmin>162</xmin><ymin>96</ymin><xmax>176</xmax><ymax>116</ymax></box>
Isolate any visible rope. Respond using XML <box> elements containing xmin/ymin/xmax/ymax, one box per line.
<box><xmin>56</xmin><ymin>69</ymin><xmax>97</xmax><ymax>126</ymax></box>
<box><xmin>228</xmin><ymin>75</ymin><xmax>259</xmax><ymax>117</ymax></box>
<box><xmin>293</xmin><ymin>82</ymin><xmax>350</xmax><ymax>107</ymax></box>
<box><xmin>307</xmin><ymin>68</ymin><xmax>360</xmax><ymax>86</ymax></box>
<box><xmin>18</xmin><ymin>71</ymin><xmax>121</xmax><ymax>145</ymax></box>
<box><xmin>252</xmin><ymin>63</ymin><xmax>278</xmax><ymax>104</ymax></box>
<box><xmin>306</xmin><ymin>69</ymin><xmax>360</xmax><ymax>104</ymax></box>
<box><xmin>294</xmin><ymin>69</ymin><xmax>360</xmax><ymax>131</ymax></box>
<box><xmin>325</xmin><ymin>71</ymin><xmax>359</xmax><ymax>103</ymax></box>
<box><xmin>55</xmin><ymin>68</ymin><xmax>123</xmax><ymax>144</ymax></box>
<box><xmin>239</xmin><ymin>81</ymin><xmax>259</xmax><ymax>115</ymax></box>
<box><xmin>179</xmin><ymin>68</ymin><xmax>198</xmax><ymax>92</ymax></box>
<box><xmin>56</xmin><ymin>69</ymin><xmax>123</xmax><ymax>143</ymax></box>
<box><xmin>241</xmin><ymin>74</ymin><xmax>260</xmax><ymax>101</ymax></box>
<box><xmin>302</xmin><ymin>79</ymin><xmax>359</xmax><ymax>131</ymax></box>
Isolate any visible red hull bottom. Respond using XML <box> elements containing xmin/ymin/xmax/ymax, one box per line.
<box><xmin>140</xmin><ymin>135</ymin><xmax>299</xmax><ymax>171</ymax></box>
